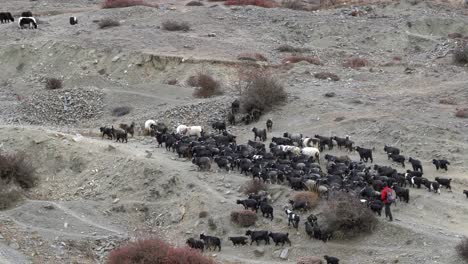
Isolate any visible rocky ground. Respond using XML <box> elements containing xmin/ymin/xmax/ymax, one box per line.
<box><xmin>0</xmin><ymin>0</ymin><xmax>468</xmax><ymax>263</ymax></box>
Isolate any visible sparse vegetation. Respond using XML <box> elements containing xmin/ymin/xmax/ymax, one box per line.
<box><xmin>199</xmin><ymin>211</ymin><xmax>208</xmax><ymax>218</ymax></box>
<box><xmin>322</xmin><ymin>193</ymin><xmax>377</xmax><ymax>239</ymax></box>
<box><xmin>282</xmin><ymin>55</ymin><xmax>322</xmax><ymax>65</ymax></box>
<box><xmin>439</xmin><ymin>98</ymin><xmax>457</xmax><ymax>105</ymax></box>
<box><xmin>240</xmin><ymin>69</ymin><xmax>287</xmax><ymax>112</ymax></box>
<box><xmin>237</xmin><ymin>53</ymin><xmax>268</xmax><ymax>62</ymax></box>
<box><xmin>102</xmin><ymin>0</ymin><xmax>158</xmax><ymax>9</ymax></box>
<box><xmin>453</xmin><ymin>44</ymin><xmax>468</xmax><ymax>65</ymax></box>
<box><xmin>282</xmin><ymin>0</ymin><xmax>305</xmax><ymax>10</ymax></box>
<box><xmin>208</xmin><ymin>217</ymin><xmax>217</xmax><ymax>230</ymax></box>
<box><xmin>456</xmin><ymin>237</ymin><xmax>468</xmax><ymax>262</ymax></box>
<box><xmin>112</xmin><ymin>106</ymin><xmax>131</xmax><ymax>117</ymax></box>
<box><xmin>455</xmin><ymin>108</ymin><xmax>468</xmax><ymax>118</ymax></box>
<box><xmin>186</xmin><ymin>1</ymin><xmax>204</xmax><ymax>6</ymax></box>
<box><xmin>224</xmin><ymin>0</ymin><xmax>279</xmax><ymax>8</ymax></box>
<box><xmin>107</xmin><ymin>239</ymin><xmax>215</xmax><ymax>264</ymax></box>
<box><xmin>314</xmin><ymin>72</ymin><xmax>340</xmax><ymax>81</ymax></box>
<box><xmin>241</xmin><ymin>179</ymin><xmax>267</xmax><ymax>194</ymax></box>
<box><xmin>0</xmin><ymin>185</ymin><xmax>22</xmax><ymax>210</ymax></box>
<box><xmin>343</xmin><ymin>57</ymin><xmax>369</xmax><ymax>68</ymax></box>
<box><xmin>276</xmin><ymin>44</ymin><xmax>309</xmax><ymax>53</ymax></box>
<box><xmin>231</xmin><ymin>210</ymin><xmax>258</xmax><ymax>227</ymax></box>
<box><xmin>0</xmin><ymin>152</ymin><xmax>36</xmax><ymax>190</ymax></box>
<box><xmin>167</xmin><ymin>79</ymin><xmax>178</xmax><ymax>85</ymax></box>
<box><xmin>190</xmin><ymin>72</ymin><xmax>223</xmax><ymax>98</ymax></box>
<box><xmin>448</xmin><ymin>33</ymin><xmax>463</xmax><ymax>39</ymax></box>
<box><xmin>45</xmin><ymin>78</ymin><xmax>63</xmax><ymax>90</ymax></box>
<box><xmin>162</xmin><ymin>20</ymin><xmax>190</xmax><ymax>32</ymax></box>
<box><xmin>292</xmin><ymin>191</ymin><xmax>319</xmax><ymax>210</ymax></box>
<box><xmin>98</xmin><ymin>18</ymin><xmax>120</xmax><ymax>29</ymax></box>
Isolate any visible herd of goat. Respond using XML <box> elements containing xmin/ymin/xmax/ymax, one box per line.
<box><xmin>98</xmin><ymin>100</ymin><xmax>466</xmax><ymax>263</ymax></box>
<box><xmin>0</xmin><ymin>10</ymin><xmax>78</xmax><ymax>29</ymax></box>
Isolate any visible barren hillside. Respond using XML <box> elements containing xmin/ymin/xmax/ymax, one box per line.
<box><xmin>0</xmin><ymin>0</ymin><xmax>468</xmax><ymax>263</ymax></box>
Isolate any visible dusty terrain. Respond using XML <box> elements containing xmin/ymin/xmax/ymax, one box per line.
<box><xmin>0</xmin><ymin>0</ymin><xmax>468</xmax><ymax>263</ymax></box>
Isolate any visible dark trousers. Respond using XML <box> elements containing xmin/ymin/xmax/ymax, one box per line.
<box><xmin>385</xmin><ymin>203</ymin><xmax>393</xmax><ymax>221</ymax></box>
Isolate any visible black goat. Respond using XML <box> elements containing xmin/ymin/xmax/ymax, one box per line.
<box><xmin>433</xmin><ymin>159</ymin><xmax>450</xmax><ymax>171</ymax></box>
<box><xmin>236</xmin><ymin>199</ymin><xmax>258</xmax><ymax>212</ymax></box>
<box><xmin>289</xmin><ymin>199</ymin><xmax>308</xmax><ymax>211</ymax></box>
<box><xmin>435</xmin><ymin>177</ymin><xmax>452</xmax><ymax>191</ymax></box>
<box><xmin>324</xmin><ymin>255</ymin><xmax>340</xmax><ymax>264</ymax></box>
<box><xmin>393</xmin><ymin>185</ymin><xmax>410</xmax><ymax>203</ymax></box>
<box><xmin>245</xmin><ymin>230</ymin><xmax>270</xmax><ymax>246</ymax></box>
<box><xmin>368</xmin><ymin>200</ymin><xmax>383</xmax><ymax>216</ymax></box>
<box><xmin>355</xmin><ymin>146</ymin><xmax>373</xmax><ymax>163</ymax></box>
<box><xmin>464</xmin><ymin>190</ymin><xmax>468</xmax><ymax>198</ymax></box>
<box><xmin>228</xmin><ymin>236</ymin><xmax>248</xmax><ymax>246</ymax></box>
<box><xmin>252</xmin><ymin>127</ymin><xmax>267</xmax><ymax>142</ymax></box>
<box><xmin>186</xmin><ymin>238</ymin><xmax>204</xmax><ymax>252</ymax></box>
<box><xmin>18</xmin><ymin>17</ymin><xmax>37</xmax><ymax>29</ymax></box>
<box><xmin>305</xmin><ymin>221</ymin><xmax>314</xmax><ymax>239</ymax></box>
<box><xmin>424</xmin><ymin>181</ymin><xmax>441</xmax><ymax>194</ymax></box>
<box><xmin>388</xmin><ymin>153</ymin><xmax>405</xmax><ymax>167</ymax></box>
<box><xmin>0</xmin><ymin>12</ymin><xmax>14</xmax><ymax>23</ymax></box>
<box><xmin>192</xmin><ymin>157</ymin><xmax>211</xmax><ymax>171</ymax></box>
<box><xmin>212</xmin><ymin>121</ymin><xmax>226</xmax><ymax>132</ymax></box>
<box><xmin>266</xmin><ymin>119</ymin><xmax>273</xmax><ymax>132</ymax></box>
<box><xmin>384</xmin><ymin>145</ymin><xmax>400</xmax><ymax>155</ymax></box>
<box><xmin>259</xmin><ymin>200</ymin><xmax>274</xmax><ymax>220</ymax></box>
<box><xmin>21</xmin><ymin>11</ymin><xmax>33</xmax><ymax>17</ymax></box>
<box><xmin>70</xmin><ymin>16</ymin><xmax>78</xmax><ymax>25</ymax></box>
<box><xmin>231</xmin><ymin>99</ymin><xmax>240</xmax><ymax>114</ymax></box>
<box><xmin>199</xmin><ymin>234</ymin><xmax>221</xmax><ymax>251</ymax></box>
<box><xmin>119</xmin><ymin>122</ymin><xmax>135</xmax><ymax>137</ymax></box>
<box><xmin>408</xmin><ymin>157</ymin><xmax>423</xmax><ymax>172</ymax></box>
<box><xmin>100</xmin><ymin>127</ymin><xmax>113</xmax><ymax>140</ymax></box>
<box><xmin>285</xmin><ymin>209</ymin><xmax>300</xmax><ymax>229</ymax></box>
<box><xmin>112</xmin><ymin>128</ymin><xmax>128</xmax><ymax>143</ymax></box>
<box><xmin>268</xmin><ymin>232</ymin><xmax>291</xmax><ymax>246</ymax></box>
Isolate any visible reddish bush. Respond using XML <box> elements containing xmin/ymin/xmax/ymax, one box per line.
<box><xmin>282</xmin><ymin>55</ymin><xmax>322</xmax><ymax>65</ymax></box>
<box><xmin>455</xmin><ymin>108</ymin><xmax>468</xmax><ymax>118</ymax></box>
<box><xmin>224</xmin><ymin>0</ymin><xmax>279</xmax><ymax>8</ymax></box>
<box><xmin>241</xmin><ymin>179</ymin><xmax>267</xmax><ymax>194</ymax></box>
<box><xmin>292</xmin><ymin>191</ymin><xmax>319</xmax><ymax>210</ymax></box>
<box><xmin>343</xmin><ymin>57</ymin><xmax>369</xmax><ymax>68</ymax></box>
<box><xmin>107</xmin><ymin>239</ymin><xmax>215</xmax><ymax>264</ymax></box>
<box><xmin>392</xmin><ymin>56</ymin><xmax>402</xmax><ymax>61</ymax></box>
<box><xmin>102</xmin><ymin>0</ymin><xmax>158</xmax><ymax>8</ymax></box>
<box><xmin>190</xmin><ymin>73</ymin><xmax>223</xmax><ymax>98</ymax></box>
<box><xmin>276</xmin><ymin>44</ymin><xmax>309</xmax><ymax>53</ymax></box>
<box><xmin>0</xmin><ymin>152</ymin><xmax>36</xmax><ymax>189</ymax></box>
<box><xmin>314</xmin><ymin>72</ymin><xmax>340</xmax><ymax>81</ymax></box>
<box><xmin>237</xmin><ymin>53</ymin><xmax>268</xmax><ymax>62</ymax></box>
<box><xmin>240</xmin><ymin>69</ymin><xmax>286</xmax><ymax>112</ymax></box>
<box><xmin>231</xmin><ymin>210</ymin><xmax>258</xmax><ymax>227</ymax></box>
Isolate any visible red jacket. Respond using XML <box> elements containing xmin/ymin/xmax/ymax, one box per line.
<box><xmin>381</xmin><ymin>186</ymin><xmax>392</xmax><ymax>204</ymax></box>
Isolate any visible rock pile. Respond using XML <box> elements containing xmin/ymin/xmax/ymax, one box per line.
<box><xmin>18</xmin><ymin>87</ymin><xmax>104</xmax><ymax>126</ymax></box>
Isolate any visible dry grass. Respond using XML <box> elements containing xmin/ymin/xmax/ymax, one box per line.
<box><xmin>190</xmin><ymin>73</ymin><xmax>223</xmax><ymax>98</ymax></box>
<box><xmin>282</xmin><ymin>55</ymin><xmax>322</xmax><ymax>65</ymax></box>
<box><xmin>112</xmin><ymin>106</ymin><xmax>131</xmax><ymax>117</ymax></box>
<box><xmin>282</xmin><ymin>0</ymin><xmax>306</xmax><ymax>10</ymax></box>
<box><xmin>107</xmin><ymin>239</ymin><xmax>215</xmax><ymax>264</ymax></box>
<box><xmin>343</xmin><ymin>57</ymin><xmax>369</xmax><ymax>68</ymax></box>
<box><xmin>0</xmin><ymin>152</ymin><xmax>36</xmax><ymax>190</ymax></box>
<box><xmin>455</xmin><ymin>108</ymin><xmax>468</xmax><ymax>118</ymax></box>
<box><xmin>322</xmin><ymin>193</ymin><xmax>377</xmax><ymax>239</ymax></box>
<box><xmin>453</xmin><ymin>44</ymin><xmax>468</xmax><ymax>65</ymax></box>
<box><xmin>240</xmin><ymin>69</ymin><xmax>287</xmax><ymax>112</ymax></box>
<box><xmin>439</xmin><ymin>98</ymin><xmax>457</xmax><ymax>105</ymax></box>
<box><xmin>224</xmin><ymin>0</ymin><xmax>279</xmax><ymax>8</ymax></box>
<box><xmin>314</xmin><ymin>72</ymin><xmax>340</xmax><ymax>81</ymax></box>
<box><xmin>237</xmin><ymin>53</ymin><xmax>268</xmax><ymax>62</ymax></box>
<box><xmin>102</xmin><ymin>0</ymin><xmax>158</xmax><ymax>8</ymax></box>
<box><xmin>292</xmin><ymin>191</ymin><xmax>319</xmax><ymax>210</ymax></box>
<box><xmin>242</xmin><ymin>179</ymin><xmax>267</xmax><ymax>194</ymax></box>
<box><xmin>98</xmin><ymin>18</ymin><xmax>120</xmax><ymax>29</ymax></box>
<box><xmin>456</xmin><ymin>237</ymin><xmax>468</xmax><ymax>261</ymax></box>
<box><xmin>45</xmin><ymin>78</ymin><xmax>63</xmax><ymax>90</ymax></box>
<box><xmin>162</xmin><ymin>20</ymin><xmax>190</xmax><ymax>31</ymax></box>
<box><xmin>230</xmin><ymin>210</ymin><xmax>258</xmax><ymax>227</ymax></box>
<box><xmin>186</xmin><ymin>1</ymin><xmax>204</xmax><ymax>6</ymax></box>
<box><xmin>276</xmin><ymin>44</ymin><xmax>310</xmax><ymax>53</ymax></box>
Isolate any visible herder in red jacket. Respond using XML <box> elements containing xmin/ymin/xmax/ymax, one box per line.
<box><xmin>381</xmin><ymin>183</ymin><xmax>394</xmax><ymax>222</ymax></box>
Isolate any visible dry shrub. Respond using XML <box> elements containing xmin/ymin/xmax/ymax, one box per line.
<box><xmin>112</xmin><ymin>106</ymin><xmax>131</xmax><ymax>117</ymax></box>
<box><xmin>297</xmin><ymin>256</ymin><xmax>323</xmax><ymax>264</ymax></box>
<box><xmin>455</xmin><ymin>108</ymin><xmax>468</xmax><ymax>118</ymax></box>
<box><xmin>102</xmin><ymin>0</ymin><xmax>158</xmax><ymax>8</ymax></box>
<box><xmin>456</xmin><ymin>237</ymin><xmax>468</xmax><ymax>261</ymax></box>
<box><xmin>186</xmin><ymin>1</ymin><xmax>204</xmax><ymax>5</ymax></box>
<box><xmin>45</xmin><ymin>78</ymin><xmax>63</xmax><ymax>90</ymax></box>
<box><xmin>453</xmin><ymin>44</ymin><xmax>468</xmax><ymax>64</ymax></box>
<box><xmin>107</xmin><ymin>239</ymin><xmax>215</xmax><ymax>264</ymax></box>
<box><xmin>240</xmin><ymin>69</ymin><xmax>287</xmax><ymax>112</ymax></box>
<box><xmin>439</xmin><ymin>98</ymin><xmax>457</xmax><ymax>105</ymax></box>
<box><xmin>242</xmin><ymin>179</ymin><xmax>267</xmax><ymax>194</ymax></box>
<box><xmin>162</xmin><ymin>20</ymin><xmax>190</xmax><ymax>31</ymax></box>
<box><xmin>98</xmin><ymin>18</ymin><xmax>120</xmax><ymax>29</ymax></box>
<box><xmin>208</xmin><ymin>217</ymin><xmax>217</xmax><ymax>230</ymax></box>
<box><xmin>448</xmin><ymin>33</ymin><xmax>463</xmax><ymax>39</ymax></box>
<box><xmin>237</xmin><ymin>53</ymin><xmax>268</xmax><ymax>62</ymax></box>
<box><xmin>199</xmin><ymin>211</ymin><xmax>208</xmax><ymax>218</ymax></box>
<box><xmin>343</xmin><ymin>57</ymin><xmax>369</xmax><ymax>68</ymax></box>
<box><xmin>0</xmin><ymin>185</ymin><xmax>22</xmax><ymax>210</ymax></box>
<box><xmin>276</xmin><ymin>44</ymin><xmax>309</xmax><ymax>53</ymax></box>
<box><xmin>231</xmin><ymin>210</ymin><xmax>258</xmax><ymax>227</ymax></box>
<box><xmin>282</xmin><ymin>55</ymin><xmax>322</xmax><ymax>65</ymax></box>
<box><xmin>282</xmin><ymin>0</ymin><xmax>305</xmax><ymax>10</ymax></box>
<box><xmin>392</xmin><ymin>56</ymin><xmax>402</xmax><ymax>61</ymax></box>
<box><xmin>167</xmin><ymin>79</ymin><xmax>178</xmax><ymax>85</ymax></box>
<box><xmin>0</xmin><ymin>152</ymin><xmax>36</xmax><ymax>190</ymax></box>
<box><xmin>224</xmin><ymin>0</ymin><xmax>279</xmax><ymax>8</ymax></box>
<box><xmin>191</xmin><ymin>73</ymin><xmax>223</xmax><ymax>98</ymax></box>
<box><xmin>292</xmin><ymin>191</ymin><xmax>319</xmax><ymax>210</ymax></box>
<box><xmin>322</xmin><ymin>192</ymin><xmax>377</xmax><ymax>239</ymax></box>
<box><xmin>314</xmin><ymin>72</ymin><xmax>340</xmax><ymax>81</ymax></box>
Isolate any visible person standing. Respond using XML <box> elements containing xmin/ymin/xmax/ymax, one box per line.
<box><xmin>381</xmin><ymin>183</ymin><xmax>395</xmax><ymax>221</ymax></box>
